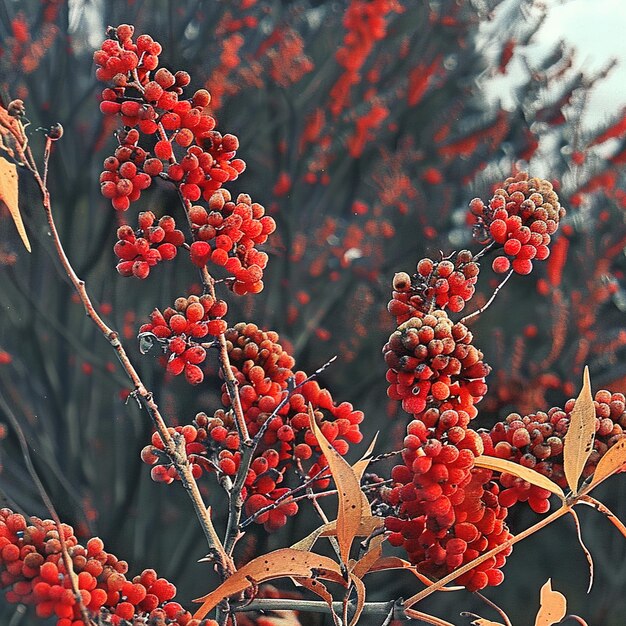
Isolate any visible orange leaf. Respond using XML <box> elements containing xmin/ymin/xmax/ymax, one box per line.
<box><xmin>568</xmin><ymin>508</ymin><xmax>594</xmax><ymax>592</ymax></box>
<box><xmin>534</xmin><ymin>579</ymin><xmax>566</xmax><ymax>626</ymax></box>
<box><xmin>467</xmin><ymin>619</ymin><xmax>505</xmax><ymax>626</ymax></box>
<box><xmin>350</xmin><ymin>533</ymin><xmax>384</xmax><ymax>579</ymax></box>
<box><xmin>348</xmin><ymin>573</ymin><xmax>366</xmax><ymax>626</ymax></box>
<box><xmin>581</xmin><ymin>437</ymin><xmax>626</xmax><ymax>494</ymax></box>
<box><xmin>474</xmin><ymin>455</ymin><xmax>565</xmax><ymax>499</ymax></box>
<box><xmin>293</xmin><ymin>577</ymin><xmax>341</xmax><ymax>626</ymax></box>
<box><xmin>309</xmin><ymin>406</ymin><xmax>362</xmax><ymax>564</ymax></box>
<box><xmin>563</xmin><ymin>366</ymin><xmax>595</xmax><ymax>495</ymax></box>
<box><xmin>365</xmin><ymin>556</ymin><xmax>463</xmax><ymax>590</ymax></box>
<box><xmin>0</xmin><ymin>156</ymin><xmax>30</xmax><ymax>252</ymax></box>
<box><xmin>352</xmin><ymin>433</ymin><xmax>378</xmax><ymax>513</ymax></box>
<box><xmin>192</xmin><ymin>548</ymin><xmax>346</xmax><ymax>619</ymax></box>
<box><xmin>291</xmin><ymin>516</ymin><xmax>382</xmax><ymax>552</ymax></box>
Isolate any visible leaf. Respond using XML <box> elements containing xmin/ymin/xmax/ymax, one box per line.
<box><xmin>404</xmin><ymin>607</ymin><xmax>456</xmax><ymax>626</ymax></box>
<box><xmin>293</xmin><ymin>577</ymin><xmax>342</xmax><ymax>626</ymax></box>
<box><xmin>309</xmin><ymin>405</ymin><xmax>363</xmax><ymax>564</ymax></box>
<box><xmin>568</xmin><ymin>508</ymin><xmax>594</xmax><ymax>592</ymax></box>
<box><xmin>348</xmin><ymin>573</ymin><xmax>366</xmax><ymax>626</ymax></box>
<box><xmin>192</xmin><ymin>548</ymin><xmax>346</xmax><ymax>619</ymax></box>
<box><xmin>563</xmin><ymin>366</ymin><xmax>596</xmax><ymax>495</ymax></box>
<box><xmin>0</xmin><ymin>156</ymin><xmax>30</xmax><ymax>252</ymax></box>
<box><xmin>474</xmin><ymin>455</ymin><xmax>565</xmax><ymax>498</ymax></box>
<box><xmin>466</xmin><ymin>619</ymin><xmax>505</xmax><ymax>626</ymax></box>
<box><xmin>534</xmin><ymin>579</ymin><xmax>567</xmax><ymax>626</ymax></box>
<box><xmin>581</xmin><ymin>495</ymin><xmax>626</xmax><ymax>540</ymax></box>
<box><xmin>351</xmin><ymin>533</ymin><xmax>384</xmax><ymax>579</ymax></box>
<box><xmin>581</xmin><ymin>437</ymin><xmax>626</xmax><ymax>494</ymax></box>
<box><xmin>352</xmin><ymin>432</ymin><xmax>378</xmax><ymax>481</ymax></box>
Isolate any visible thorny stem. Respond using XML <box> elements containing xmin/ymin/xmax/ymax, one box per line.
<box><xmin>0</xmin><ymin>393</ymin><xmax>94</xmax><ymax>626</ymax></box>
<box><xmin>22</xmin><ymin>137</ymin><xmax>234</xmax><ymax>577</ymax></box>
<box><xmin>459</xmin><ymin>268</ymin><xmax>514</xmax><ymax>324</ymax></box>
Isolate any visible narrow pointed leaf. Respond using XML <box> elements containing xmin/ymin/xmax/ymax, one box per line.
<box><xmin>582</xmin><ymin>496</ymin><xmax>626</xmax><ymax>540</ymax></box>
<box><xmin>404</xmin><ymin>607</ymin><xmax>456</xmax><ymax>626</ymax></box>
<box><xmin>534</xmin><ymin>579</ymin><xmax>567</xmax><ymax>626</ymax></box>
<box><xmin>293</xmin><ymin>577</ymin><xmax>342</xmax><ymax>626</ymax></box>
<box><xmin>582</xmin><ymin>438</ymin><xmax>626</xmax><ymax>494</ymax></box>
<box><xmin>348</xmin><ymin>573</ymin><xmax>366</xmax><ymax>626</ymax></box>
<box><xmin>309</xmin><ymin>405</ymin><xmax>363</xmax><ymax>564</ymax></box>
<box><xmin>475</xmin><ymin>455</ymin><xmax>565</xmax><ymax>498</ymax></box>
<box><xmin>352</xmin><ymin>432</ymin><xmax>378</xmax><ymax>481</ymax></box>
<box><xmin>351</xmin><ymin>533</ymin><xmax>384</xmax><ymax>579</ymax></box>
<box><xmin>468</xmin><ymin>619</ymin><xmax>505</xmax><ymax>626</ymax></box>
<box><xmin>193</xmin><ymin>548</ymin><xmax>345</xmax><ymax>619</ymax></box>
<box><xmin>365</xmin><ymin>556</ymin><xmax>463</xmax><ymax>590</ymax></box>
<box><xmin>291</xmin><ymin>516</ymin><xmax>382</xmax><ymax>552</ymax></box>
<box><xmin>563</xmin><ymin>366</ymin><xmax>596</xmax><ymax>495</ymax></box>
<box><xmin>0</xmin><ymin>156</ymin><xmax>30</xmax><ymax>252</ymax></box>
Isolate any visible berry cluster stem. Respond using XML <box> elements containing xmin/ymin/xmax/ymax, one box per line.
<box><xmin>23</xmin><ymin>138</ymin><xmax>234</xmax><ymax>578</ymax></box>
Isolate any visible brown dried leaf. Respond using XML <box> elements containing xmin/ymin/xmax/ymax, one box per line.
<box><xmin>353</xmin><ymin>433</ymin><xmax>378</xmax><ymax>513</ymax></box>
<box><xmin>351</xmin><ymin>533</ymin><xmax>384</xmax><ymax>579</ymax></box>
<box><xmin>582</xmin><ymin>437</ymin><xmax>626</xmax><ymax>495</ymax></box>
<box><xmin>0</xmin><ymin>156</ymin><xmax>30</xmax><ymax>252</ymax></box>
<box><xmin>294</xmin><ymin>577</ymin><xmax>341</xmax><ymax>626</ymax></box>
<box><xmin>582</xmin><ymin>496</ymin><xmax>626</xmax><ymax>540</ymax></box>
<box><xmin>291</xmin><ymin>517</ymin><xmax>382</xmax><ymax>552</ymax></box>
<box><xmin>348</xmin><ymin>573</ymin><xmax>366</xmax><ymax>626</ymax></box>
<box><xmin>563</xmin><ymin>366</ymin><xmax>595</xmax><ymax>495</ymax></box>
<box><xmin>309</xmin><ymin>405</ymin><xmax>363</xmax><ymax>564</ymax></box>
<box><xmin>365</xmin><ymin>556</ymin><xmax>463</xmax><ymax>590</ymax></box>
<box><xmin>404</xmin><ymin>607</ymin><xmax>456</xmax><ymax>626</ymax></box>
<box><xmin>535</xmin><ymin>579</ymin><xmax>567</xmax><ymax>626</ymax></box>
<box><xmin>474</xmin><ymin>455</ymin><xmax>565</xmax><ymax>499</ymax></box>
<box><xmin>467</xmin><ymin>619</ymin><xmax>505</xmax><ymax>626</ymax></box>
<box><xmin>192</xmin><ymin>548</ymin><xmax>346</xmax><ymax>619</ymax></box>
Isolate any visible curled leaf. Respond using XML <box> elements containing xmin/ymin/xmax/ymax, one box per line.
<box><xmin>0</xmin><ymin>156</ymin><xmax>30</xmax><ymax>252</ymax></box>
<box><xmin>474</xmin><ymin>455</ymin><xmax>565</xmax><ymax>499</ymax></box>
<box><xmin>294</xmin><ymin>577</ymin><xmax>341</xmax><ymax>626</ymax></box>
<box><xmin>193</xmin><ymin>548</ymin><xmax>345</xmax><ymax>619</ymax></box>
<box><xmin>563</xmin><ymin>366</ymin><xmax>595</xmax><ymax>495</ymax></box>
<box><xmin>535</xmin><ymin>579</ymin><xmax>566</xmax><ymax>626</ymax></box>
<box><xmin>309</xmin><ymin>405</ymin><xmax>363</xmax><ymax>564</ymax></box>
<box><xmin>568</xmin><ymin>509</ymin><xmax>594</xmax><ymax>592</ymax></box>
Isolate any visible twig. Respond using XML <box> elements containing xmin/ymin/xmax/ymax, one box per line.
<box><xmin>460</xmin><ymin>268</ymin><xmax>514</xmax><ymax>324</ymax></box>
<box><xmin>472</xmin><ymin>591</ymin><xmax>513</xmax><ymax>626</ymax></box>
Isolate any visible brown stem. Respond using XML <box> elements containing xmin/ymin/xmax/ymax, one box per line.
<box><xmin>23</xmin><ymin>141</ymin><xmax>233</xmax><ymax>576</ymax></box>
<box><xmin>460</xmin><ymin>268</ymin><xmax>514</xmax><ymax>325</ymax></box>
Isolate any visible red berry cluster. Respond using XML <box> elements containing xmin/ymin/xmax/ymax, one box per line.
<box><xmin>469</xmin><ymin>172</ymin><xmax>566</xmax><ymax>275</ymax></box>
<box><xmin>114</xmin><ymin>212</ymin><xmax>184</xmax><ymax>279</ymax></box>
<box><xmin>384</xmin><ymin>311</ymin><xmax>490</xmax><ymax>421</ymax></box>
<box><xmin>99</xmin><ymin>129</ymin><xmax>152</xmax><ymax>211</ymax></box>
<box><xmin>95</xmin><ymin>25</ymin><xmax>245</xmax><ymax>211</ymax></box>
<box><xmin>388</xmin><ymin>250</ymin><xmax>480</xmax><ymax>322</ymax></box>
<box><xmin>481</xmin><ymin>389</ymin><xmax>626</xmax><ymax>511</ymax></box>
<box><xmin>383</xmin><ymin>420</ymin><xmax>512</xmax><ymax>591</ymax></box>
<box><xmin>140</xmin><ymin>322</ymin><xmax>363</xmax><ymax>531</ymax></box>
<box><xmin>138</xmin><ymin>294</ymin><xmax>229</xmax><ymax>385</ymax></box>
<box><xmin>0</xmin><ymin>508</ymin><xmax>208</xmax><ymax>626</ymax></box>
<box><xmin>188</xmin><ymin>190</ymin><xmax>276</xmax><ymax>294</ymax></box>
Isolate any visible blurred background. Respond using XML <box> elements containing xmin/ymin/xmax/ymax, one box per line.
<box><xmin>1</xmin><ymin>0</ymin><xmax>626</xmax><ymax>624</ymax></box>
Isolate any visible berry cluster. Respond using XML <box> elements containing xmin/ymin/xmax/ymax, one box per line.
<box><xmin>95</xmin><ymin>25</ymin><xmax>245</xmax><ymax>211</ymax></box>
<box><xmin>114</xmin><ymin>211</ymin><xmax>184</xmax><ymax>279</ymax></box>
<box><xmin>188</xmin><ymin>189</ymin><xmax>276</xmax><ymax>294</ymax></box>
<box><xmin>0</xmin><ymin>508</ymin><xmax>209</xmax><ymax>626</ymax></box>
<box><xmin>481</xmin><ymin>389</ymin><xmax>626</xmax><ymax>511</ymax></box>
<box><xmin>99</xmin><ymin>129</ymin><xmax>152</xmax><ymax>211</ymax></box>
<box><xmin>384</xmin><ymin>311</ymin><xmax>490</xmax><ymax>421</ymax></box>
<box><xmin>140</xmin><ymin>322</ymin><xmax>363</xmax><ymax>531</ymax></box>
<box><xmin>138</xmin><ymin>294</ymin><xmax>229</xmax><ymax>385</ymax></box>
<box><xmin>388</xmin><ymin>250</ymin><xmax>480</xmax><ymax>322</ymax></box>
<box><xmin>469</xmin><ymin>172</ymin><xmax>566</xmax><ymax>275</ymax></box>
<box><xmin>383</xmin><ymin>421</ymin><xmax>512</xmax><ymax>591</ymax></box>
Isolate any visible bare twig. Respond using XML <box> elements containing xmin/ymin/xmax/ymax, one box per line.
<box><xmin>460</xmin><ymin>268</ymin><xmax>514</xmax><ymax>324</ymax></box>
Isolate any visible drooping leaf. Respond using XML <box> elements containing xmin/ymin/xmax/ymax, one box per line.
<box><xmin>309</xmin><ymin>405</ymin><xmax>363</xmax><ymax>564</ymax></box>
<box><xmin>563</xmin><ymin>366</ymin><xmax>596</xmax><ymax>495</ymax></box>
<box><xmin>581</xmin><ymin>438</ymin><xmax>626</xmax><ymax>494</ymax></box>
<box><xmin>348</xmin><ymin>573</ymin><xmax>366</xmax><ymax>626</ymax></box>
<box><xmin>0</xmin><ymin>156</ymin><xmax>30</xmax><ymax>252</ymax></box>
<box><xmin>534</xmin><ymin>579</ymin><xmax>567</xmax><ymax>626</ymax></box>
<box><xmin>351</xmin><ymin>533</ymin><xmax>384</xmax><ymax>579</ymax></box>
<box><xmin>581</xmin><ymin>495</ymin><xmax>626</xmax><ymax>540</ymax></box>
<box><xmin>568</xmin><ymin>509</ymin><xmax>594</xmax><ymax>592</ymax></box>
<box><xmin>474</xmin><ymin>455</ymin><xmax>565</xmax><ymax>498</ymax></box>
<box><xmin>293</xmin><ymin>577</ymin><xmax>341</xmax><ymax>626</ymax></box>
<box><xmin>193</xmin><ymin>548</ymin><xmax>346</xmax><ymax>619</ymax></box>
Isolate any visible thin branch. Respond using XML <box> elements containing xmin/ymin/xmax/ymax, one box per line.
<box><xmin>21</xmin><ymin>136</ymin><xmax>233</xmax><ymax>577</ymax></box>
<box><xmin>472</xmin><ymin>591</ymin><xmax>513</xmax><ymax>626</ymax></box>
<box><xmin>460</xmin><ymin>268</ymin><xmax>514</xmax><ymax>324</ymax></box>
